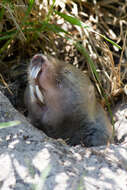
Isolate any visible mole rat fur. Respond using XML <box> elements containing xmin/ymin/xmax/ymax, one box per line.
<box><xmin>25</xmin><ymin>54</ymin><xmax>113</xmax><ymax>147</ymax></box>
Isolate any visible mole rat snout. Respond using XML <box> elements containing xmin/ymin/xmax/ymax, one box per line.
<box><xmin>31</xmin><ymin>54</ymin><xmax>47</xmax><ymax>66</ymax></box>
<box><xmin>29</xmin><ymin>54</ymin><xmax>48</xmax><ymax>82</ymax></box>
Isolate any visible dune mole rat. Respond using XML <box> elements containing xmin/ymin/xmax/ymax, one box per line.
<box><xmin>24</xmin><ymin>54</ymin><xmax>113</xmax><ymax>147</ymax></box>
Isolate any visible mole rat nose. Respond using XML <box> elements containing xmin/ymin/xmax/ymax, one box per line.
<box><xmin>29</xmin><ymin>54</ymin><xmax>48</xmax><ymax>81</ymax></box>
<box><xmin>31</xmin><ymin>54</ymin><xmax>47</xmax><ymax>65</ymax></box>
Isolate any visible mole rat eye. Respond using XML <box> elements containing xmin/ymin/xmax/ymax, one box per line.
<box><xmin>64</xmin><ymin>69</ymin><xmax>71</xmax><ymax>74</ymax></box>
<box><xmin>56</xmin><ymin>78</ymin><xmax>62</xmax><ymax>88</ymax></box>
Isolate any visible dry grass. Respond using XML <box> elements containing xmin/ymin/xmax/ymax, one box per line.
<box><xmin>0</xmin><ymin>0</ymin><xmax>127</xmax><ymax>106</ymax></box>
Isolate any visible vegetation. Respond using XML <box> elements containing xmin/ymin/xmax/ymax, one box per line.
<box><xmin>0</xmin><ymin>0</ymin><xmax>126</xmax><ymax>109</ymax></box>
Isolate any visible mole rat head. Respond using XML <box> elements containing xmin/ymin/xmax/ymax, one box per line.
<box><xmin>28</xmin><ymin>54</ymin><xmax>75</xmax><ymax>107</ymax></box>
<box><xmin>28</xmin><ymin>54</ymin><xmax>95</xmax><ymax>132</ymax></box>
<box><xmin>29</xmin><ymin>54</ymin><xmax>81</xmax><ymax>105</ymax></box>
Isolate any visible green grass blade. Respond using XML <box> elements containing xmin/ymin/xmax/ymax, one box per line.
<box><xmin>40</xmin><ymin>22</ymin><xmax>69</xmax><ymax>34</ymax></box>
<box><xmin>90</xmin><ymin>29</ymin><xmax>122</xmax><ymax>50</ymax></box>
<box><xmin>75</xmin><ymin>42</ymin><xmax>100</xmax><ymax>82</ymax></box>
<box><xmin>0</xmin><ymin>7</ymin><xmax>5</xmax><ymax>21</ymax></box>
<box><xmin>21</xmin><ymin>0</ymin><xmax>35</xmax><ymax>25</ymax></box>
<box><xmin>26</xmin><ymin>0</ymin><xmax>35</xmax><ymax>16</ymax></box>
<box><xmin>0</xmin><ymin>120</ymin><xmax>20</xmax><ymax>129</ymax></box>
<box><xmin>34</xmin><ymin>165</ymin><xmax>51</xmax><ymax>190</ymax></box>
<box><xmin>55</xmin><ymin>12</ymin><xmax>121</xmax><ymax>50</ymax></box>
<box><xmin>0</xmin><ymin>38</ymin><xmax>13</xmax><ymax>54</ymax></box>
<box><xmin>55</xmin><ymin>11</ymin><xmax>82</xmax><ymax>27</ymax></box>
<box><xmin>0</xmin><ymin>31</ymin><xmax>16</xmax><ymax>40</ymax></box>
<box><xmin>100</xmin><ymin>34</ymin><xmax>122</xmax><ymax>50</ymax></box>
<box><xmin>46</xmin><ymin>0</ymin><xmax>56</xmax><ymax>22</ymax></box>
